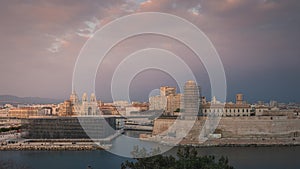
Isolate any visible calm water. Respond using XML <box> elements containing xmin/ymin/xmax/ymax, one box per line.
<box><xmin>1</xmin><ymin>146</ymin><xmax>300</xmax><ymax>169</ymax></box>
<box><xmin>1</xmin><ymin>131</ymin><xmax>300</xmax><ymax>169</ymax></box>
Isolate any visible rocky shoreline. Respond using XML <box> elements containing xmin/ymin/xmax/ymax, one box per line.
<box><xmin>184</xmin><ymin>143</ymin><xmax>300</xmax><ymax>148</ymax></box>
<box><xmin>182</xmin><ymin>137</ymin><xmax>300</xmax><ymax>148</ymax></box>
<box><xmin>0</xmin><ymin>144</ymin><xmax>105</xmax><ymax>151</ymax></box>
<box><xmin>1</xmin><ymin>140</ymin><xmax>300</xmax><ymax>151</ymax></box>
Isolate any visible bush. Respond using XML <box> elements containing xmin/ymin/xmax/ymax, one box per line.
<box><xmin>121</xmin><ymin>146</ymin><xmax>234</xmax><ymax>169</ymax></box>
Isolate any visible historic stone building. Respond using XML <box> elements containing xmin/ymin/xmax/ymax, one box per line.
<box><xmin>58</xmin><ymin>91</ymin><xmax>101</xmax><ymax>116</ymax></box>
<box><xmin>202</xmin><ymin>94</ymin><xmax>253</xmax><ymax>117</ymax></box>
<box><xmin>149</xmin><ymin>86</ymin><xmax>181</xmax><ymax>114</ymax></box>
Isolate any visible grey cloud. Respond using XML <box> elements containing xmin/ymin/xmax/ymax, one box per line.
<box><xmin>0</xmin><ymin>0</ymin><xmax>299</xmax><ymax>102</ymax></box>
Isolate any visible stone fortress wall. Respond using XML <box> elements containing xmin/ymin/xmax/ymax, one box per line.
<box><xmin>216</xmin><ymin>116</ymin><xmax>300</xmax><ymax>138</ymax></box>
<box><xmin>152</xmin><ymin>116</ymin><xmax>300</xmax><ymax>141</ymax></box>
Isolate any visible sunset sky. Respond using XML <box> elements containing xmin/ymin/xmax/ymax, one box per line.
<box><xmin>0</xmin><ymin>0</ymin><xmax>299</xmax><ymax>103</ymax></box>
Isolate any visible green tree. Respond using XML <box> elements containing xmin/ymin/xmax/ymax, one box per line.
<box><xmin>121</xmin><ymin>146</ymin><xmax>234</xmax><ymax>169</ymax></box>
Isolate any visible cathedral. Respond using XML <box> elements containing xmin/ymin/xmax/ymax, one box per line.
<box><xmin>69</xmin><ymin>91</ymin><xmax>101</xmax><ymax>116</ymax></box>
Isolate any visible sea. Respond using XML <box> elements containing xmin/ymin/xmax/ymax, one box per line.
<box><xmin>0</xmin><ymin>131</ymin><xmax>299</xmax><ymax>169</ymax></box>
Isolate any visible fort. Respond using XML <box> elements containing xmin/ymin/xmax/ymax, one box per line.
<box><xmin>151</xmin><ymin>116</ymin><xmax>300</xmax><ymax>146</ymax></box>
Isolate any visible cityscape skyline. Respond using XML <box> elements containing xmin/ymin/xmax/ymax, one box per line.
<box><xmin>1</xmin><ymin>85</ymin><xmax>298</xmax><ymax>107</ymax></box>
<box><xmin>0</xmin><ymin>83</ymin><xmax>299</xmax><ymax>104</ymax></box>
<box><xmin>0</xmin><ymin>0</ymin><xmax>299</xmax><ymax>103</ymax></box>
<box><xmin>1</xmin><ymin>1</ymin><xmax>300</xmax><ymax>168</ymax></box>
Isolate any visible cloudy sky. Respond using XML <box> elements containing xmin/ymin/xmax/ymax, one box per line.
<box><xmin>0</xmin><ymin>0</ymin><xmax>299</xmax><ymax>103</ymax></box>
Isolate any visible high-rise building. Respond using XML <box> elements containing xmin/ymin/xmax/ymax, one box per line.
<box><xmin>183</xmin><ymin>80</ymin><xmax>201</xmax><ymax>116</ymax></box>
<box><xmin>149</xmin><ymin>95</ymin><xmax>167</xmax><ymax>110</ymax></box>
<box><xmin>166</xmin><ymin>94</ymin><xmax>181</xmax><ymax>113</ymax></box>
<box><xmin>150</xmin><ymin>86</ymin><xmax>181</xmax><ymax>113</ymax></box>
<box><xmin>160</xmin><ymin>86</ymin><xmax>176</xmax><ymax>96</ymax></box>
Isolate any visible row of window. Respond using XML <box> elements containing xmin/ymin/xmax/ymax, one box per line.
<box><xmin>204</xmin><ymin>114</ymin><xmax>250</xmax><ymax>117</ymax></box>
<box><xmin>203</xmin><ymin>108</ymin><xmax>251</xmax><ymax>113</ymax></box>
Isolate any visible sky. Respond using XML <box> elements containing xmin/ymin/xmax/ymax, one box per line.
<box><xmin>0</xmin><ymin>0</ymin><xmax>299</xmax><ymax>103</ymax></box>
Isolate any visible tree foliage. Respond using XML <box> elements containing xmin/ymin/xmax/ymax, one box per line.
<box><xmin>121</xmin><ymin>146</ymin><xmax>234</xmax><ymax>169</ymax></box>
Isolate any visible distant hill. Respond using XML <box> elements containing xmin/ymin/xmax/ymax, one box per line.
<box><xmin>0</xmin><ymin>95</ymin><xmax>62</xmax><ymax>106</ymax></box>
